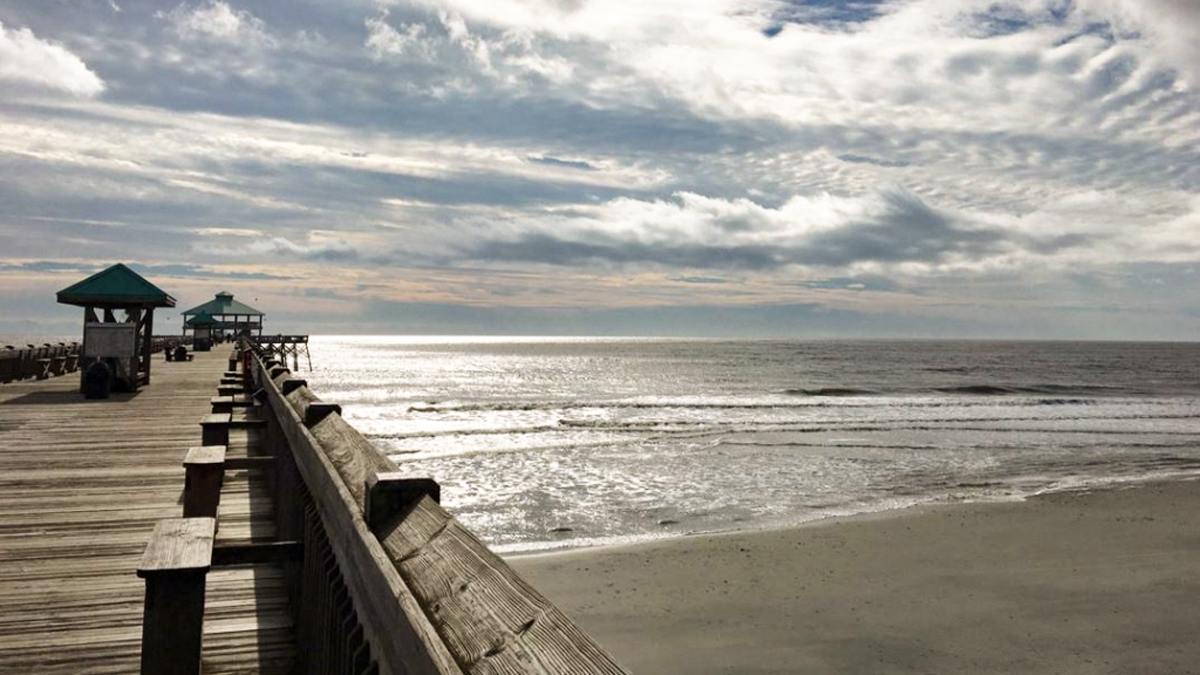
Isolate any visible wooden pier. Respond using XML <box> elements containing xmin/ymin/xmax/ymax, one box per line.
<box><xmin>0</xmin><ymin>341</ymin><xmax>626</xmax><ymax>674</ymax></box>
<box><xmin>0</xmin><ymin>349</ymin><xmax>294</xmax><ymax>673</ymax></box>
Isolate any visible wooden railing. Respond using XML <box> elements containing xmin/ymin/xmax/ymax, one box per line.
<box><xmin>137</xmin><ymin>343</ymin><xmax>628</xmax><ymax>674</ymax></box>
<box><xmin>253</xmin><ymin>334</ymin><xmax>310</xmax><ymax>344</ymax></box>
<box><xmin>251</xmin><ymin>334</ymin><xmax>311</xmax><ymax>370</ymax></box>
<box><xmin>0</xmin><ymin>337</ymin><xmax>196</xmax><ymax>386</ymax></box>
<box><xmin>150</xmin><ymin>335</ymin><xmax>189</xmax><ymax>352</ymax></box>
<box><xmin>0</xmin><ymin>343</ymin><xmax>81</xmax><ymax>383</ymax></box>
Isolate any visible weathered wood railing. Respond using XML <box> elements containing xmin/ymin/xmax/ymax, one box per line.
<box><xmin>137</xmin><ymin>343</ymin><xmax>628</xmax><ymax>674</ymax></box>
<box><xmin>251</xmin><ymin>334</ymin><xmax>312</xmax><ymax>370</ymax></box>
<box><xmin>0</xmin><ymin>342</ymin><xmax>81</xmax><ymax>383</ymax></box>
<box><xmin>0</xmin><ymin>337</ymin><xmax>196</xmax><ymax>385</ymax></box>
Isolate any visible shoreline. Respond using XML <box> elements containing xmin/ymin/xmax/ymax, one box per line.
<box><xmin>501</xmin><ymin>471</ymin><xmax>1200</xmax><ymax>558</ymax></box>
<box><xmin>509</xmin><ymin>477</ymin><xmax>1200</xmax><ymax>674</ymax></box>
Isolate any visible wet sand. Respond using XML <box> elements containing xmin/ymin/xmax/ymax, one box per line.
<box><xmin>509</xmin><ymin>479</ymin><xmax>1200</xmax><ymax>674</ymax></box>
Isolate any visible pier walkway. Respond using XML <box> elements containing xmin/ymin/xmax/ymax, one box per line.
<box><xmin>0</xmin><ymin>339</ymin><xmax>625</xmax><ymax>674</ymax></box>
<box><xmin>0</xmin><ymin>349</ymin><xmax>293</xmax><ymax>673</ymax></box>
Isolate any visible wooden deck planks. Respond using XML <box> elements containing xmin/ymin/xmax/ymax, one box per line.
<box><xmin>0</xmin><ymin>350</ymin><xmax>296</xmax><ymax>674</ymax></box>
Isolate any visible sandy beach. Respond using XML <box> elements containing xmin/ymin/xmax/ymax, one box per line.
<box><xmin>510</xmin><ymin>479</ymin><xmax>1200</xmax><ymax>674</ymax></box>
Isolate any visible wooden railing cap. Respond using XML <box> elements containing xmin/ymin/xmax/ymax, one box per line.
<box><xmin>184</xmin><ymin>445</ymin><xmax>226</xmax><ymax>466</ymax></box>
<box><xmin>137</xmin><ymin>518</ymin><xmax>216</xmax><ymax>578</ymax></box>
<box><xmin>304</xmin><ymin>402</ymin><xmax>342</xmax><ymax>427</ymax></box>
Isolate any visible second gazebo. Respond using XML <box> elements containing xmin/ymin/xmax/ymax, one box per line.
<box><xmin>181</xmin><ymin>291</ymin><xmax>264</xmax><ymax>350</ymax></box>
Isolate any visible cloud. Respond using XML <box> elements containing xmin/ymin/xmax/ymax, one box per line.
<box><xmin>0</xmin><ymin>21</ymin><xmax>104</xmax><ymax>96</ymax></box>
<box><xmin>233</xmin><ymin>234</ymin><xmax>359</xmax><ymax>262</ymax></box>
<box><xmin>838</xmin><ymin>154</ymin><xmax>911</xmax><ymax>168</ymax></box>
<box><xmin>0</xmin><ymin>0</ymin><xmax>1197</xmax><ymax>338</ymax></box>
<box><xmin>363</xmin><ymin>6</ymin><xmax>581</xmax><ymax>87</ymax></box>
<box><xmin>459</xmin><ymin>189</ymin><xmax>1072</xmax><ymax>271</ymax></box>
<box><xmin>526</xmin><ymin>155</ymin><xmax>597</xmax><ymax>171</ymax></box>
<box><xmin>158</xmin><ymin>1</ymin><xmax>275</xmax><ymax>47</ymax></box>
<box><xmin>126</xmin><ymin>262</ymin><xmax>291</xmax><ymax>281</ymax></box>
<box><xmin>1075</xmin><ymin>0</ymin><xmax>1200</xmax><ymax>81</ymax></box>
<box><xmin>365</xmin><ymin>10</ymin><xmax>431</xmax><ymax>60</ymax></box>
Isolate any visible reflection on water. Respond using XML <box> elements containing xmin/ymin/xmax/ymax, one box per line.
<box><xmin>305</xmin><ymin>336</ymin><xmax>1200</xmax><ymax>552</ymax></box>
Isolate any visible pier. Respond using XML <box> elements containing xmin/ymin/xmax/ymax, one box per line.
<box><xmin>0</xmin><ymin>341</ymin><xmax>626</xmax><ymax>673</ymax></box>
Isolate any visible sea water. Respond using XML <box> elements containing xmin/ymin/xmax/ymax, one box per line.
<box><xmin>302</xmin><ymin>337</ymin><xmax>1200</xmax><ymax>553</ymax></box>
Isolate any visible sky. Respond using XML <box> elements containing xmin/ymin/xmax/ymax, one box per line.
<box><xmin>1</xmin><ymin>0</ymin><xmax>1198</xmax><ymax>338</ymax></box>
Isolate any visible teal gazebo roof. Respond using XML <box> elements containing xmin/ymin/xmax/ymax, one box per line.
<box><xmin>181</xmin><ymin>291</ymin><xmax>264</xmax><ymax>318</ymax></box>
<box><xmin>56</xmin><ymin>263</ymin><xmax>176</xmax><ymax>308</ymax></box>
<box><xmin>185</xmin><ymin>311</ymin><xmax>217</xmax><ymax>327</ymax></box>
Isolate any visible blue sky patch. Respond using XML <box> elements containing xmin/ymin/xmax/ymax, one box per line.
<box><xmin>770</xmin><ymin>0</ymin><xmax>892</xmax><ymax>29</ymax></box>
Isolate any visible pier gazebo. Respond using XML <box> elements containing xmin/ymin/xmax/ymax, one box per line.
<box><xmin>56</xmin><ymin>262</ymin><xmax>175</xmax><ymax>394</ymax></box>
<box><xmin>181</xmin><ymin>292</ymin><xmax>264</xmax><ymax>348</ymax></box>
<box><xmin>184</xmin><ymin>311</ymin><xmax>217</xmax><ymax>351</ymax></box>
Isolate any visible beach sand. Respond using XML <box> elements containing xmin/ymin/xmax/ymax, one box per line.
<box><xmin>509</xmin><ymin>479</ymin><xmax>1200</xmax><ymax>674</ymax></box>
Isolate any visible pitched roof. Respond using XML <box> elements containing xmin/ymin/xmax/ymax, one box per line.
<box><xmin>56</xmin><ymin>263</ymin><xmax>176</xmax><ymax>308</ymax></box>
<box><xmin>185</xmin><ymin>311</ymin><xmax>217</xmax><ymax>326</ymax></box>
<box><xmin>181</xmin><ymin>292</ymin><xmax>264</xmax><ymax>317</ymax></box>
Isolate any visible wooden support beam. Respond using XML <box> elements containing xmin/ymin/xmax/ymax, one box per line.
<box><xmin>230</xmin><ymin>410</ymin><xmax>266</xmax><ymax>426</ymax></box>
<box><xmin>212</xmin><ymin>540</ymin><xmax>303</xmax><ymax>566</ymax></box>
<box><xmin>137</xmin><ymin>517</ymin><xmax>215</xmax><ymax>675</ymax></box>
<box><xmin>226</xmin><ymin>455</ymin><xmax>275</xmax><ymax>471</ymax></box>
<box><xmin>364</xmin><ymin>472</ymin><xmax>440</xmax><ymax>532</ymax></box>
<box><xmin>183</xmin><ymin>446</ymin><xmax>225</xmax><ymax>519</ymax></box>
<box><xmin>281</xmin><ymin>378</ymin><xmax>307</xmax><ymax>395</ymax></box>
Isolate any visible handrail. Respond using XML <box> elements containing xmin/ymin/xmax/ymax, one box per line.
<box><xmin>254</xmin><ymin>352</ymin><xmax>460</xmax><ymax>674</ymax></box>
<box><xmin>252</xmin><ymin>334</ymin><xmax>310</xmax><ymax>343</ymax></box>
<box><xmin>245</xmin><ymin>342</ymin><xmax>628</xmax><ymax>674</ymax></box>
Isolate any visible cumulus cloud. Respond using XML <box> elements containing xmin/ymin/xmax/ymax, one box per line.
<box><xmin>158</xmin><ymin>1</ymin><xmax>275</xmax><ymax>47</ymax></box>
<box><xmin>0</xmin><ymin>21</ymin><xmax>104</xmax><ymax>96</ymax></box>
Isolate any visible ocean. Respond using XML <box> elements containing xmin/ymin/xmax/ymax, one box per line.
<box><xmin>267</xmin><ymin>337</ymin><xmax>1200</xmax><ymax>553</ymax></box>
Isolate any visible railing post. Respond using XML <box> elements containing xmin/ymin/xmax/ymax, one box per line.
<box><xmin>183</xmin><ymin>446</ymin><xmax>226</xmax><ymax>518</ymax></box>
<box><xmin>200</xmin><ymin>413</ymin><xmax>231</xmax><ymax>446</ymax></box>
<box><xmin>364</xmin><ymin>472</ymin><xmax>441</xmax><ymax>531</ymax></box>
<box><xmin>303</xmin><ymin>402</ymin><xmax>341</xmax><ymax>427</ymax></box>
<box><xmin>137</xmin><ymin>517</ymin><xmax>216</xmax><ymax>675</ymax></box>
